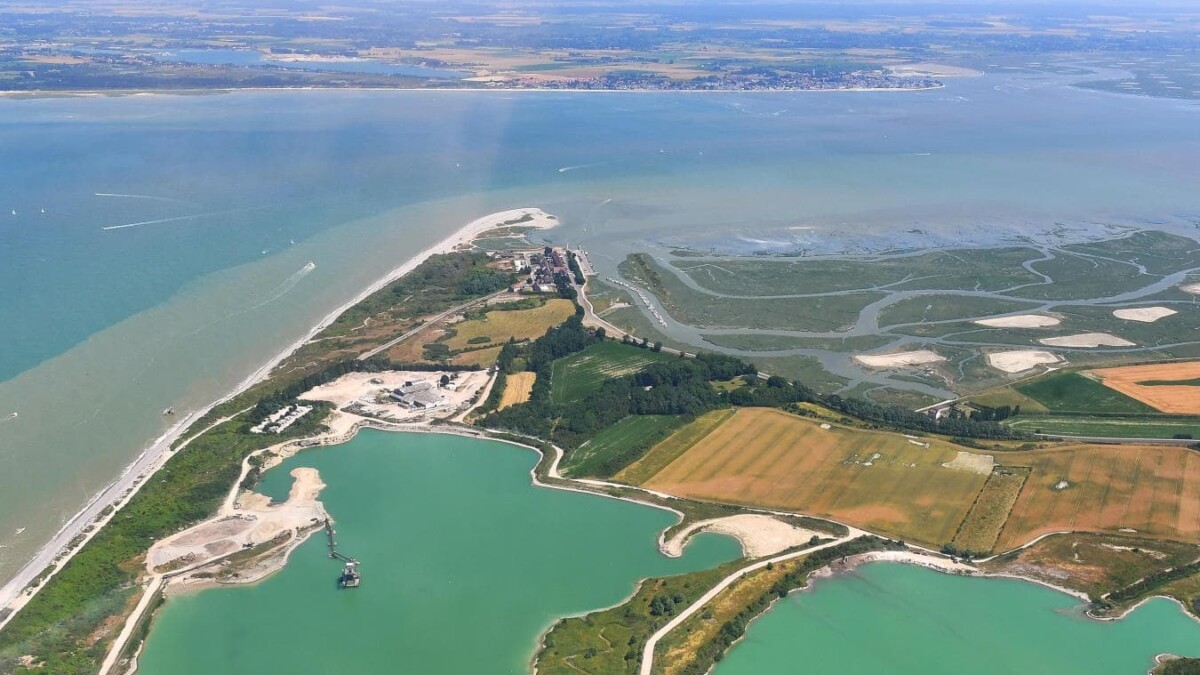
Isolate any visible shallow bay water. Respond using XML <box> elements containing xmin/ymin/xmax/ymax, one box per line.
<box><xmin>2</xmin><ymin>68</ymin><xmax>1199</xmax><ymax>582</ymax></box>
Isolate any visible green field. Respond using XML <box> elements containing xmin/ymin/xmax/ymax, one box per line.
<box><xmin>562</xmin><ymin>414</ymin><xmax>684</xmax><ymax>478</ymax></box>
<box><xmin>617</xmin><ymin>409</ymin><xmax>736</xmax><ymax>485</ymax></box>
<box><xmin>550</xmin><ymin>340</ymin><xmax>674</xmax><ymax>404</ymax></box>
<box><xmin>1015</xmin><ymin>372</ymin><xmax>1157</xmax><ymax>414</ymax></box>
<box><xmin>1006</xmin><ymin>414</ymin><xmax>1200</xmax><ymax>439</ymax></box>
<box><xmin>1141</xmin><ymin>378</ymin><xmax>1200</xmax><ymax>387</ymax></box>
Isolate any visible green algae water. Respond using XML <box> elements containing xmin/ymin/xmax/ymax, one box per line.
<box><xmin>716</xmin><ymin>563</ymin><xmax>1200</xmax><ymax>675</ymax></box>
<box><xmin>136</xmin><ymin>430</ymin><xmax>739</xmax><ymax>674</ymax></box>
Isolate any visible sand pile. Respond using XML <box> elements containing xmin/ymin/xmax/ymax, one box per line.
<box><xmin>1039</xmin><ymin>333</ymin><xmax>1135</xmax><ymax>348</ymax></box>
<box><xmin>854</xmin><ymin>350</ymin><xmax>945</xmax><ymax>368</ymax></box>
<box><xmin>973</xmin><ymin>314</ymin><xmax>1060</xmax><ymax>328</ymax></box>
<box><xmin>1112</xmin><ymin>307</ymin><xmax>1177</xmax><ymax>323</ymax></box>
<box><xmin>942</xmin><ymin>451</ymin><xmax>995</xmax><ymax>475</ymax></box>
<box><xmin>986</xmin><ymin>350</ymin><xmax>1060</xmax><ymax>373</ymax></box>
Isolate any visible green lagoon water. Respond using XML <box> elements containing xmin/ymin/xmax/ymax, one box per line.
<box><xmin>717</xmin><ymin>563</ymin><xmax>1200</xmax><ymax>675</ymax></box>
<box><xmin>136</xmin><ymin>430</ymin><xmax>740</xmax><ymax>674</ymax></box>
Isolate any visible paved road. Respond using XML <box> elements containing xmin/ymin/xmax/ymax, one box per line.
<box><xmin>357</xmin><ymin>290</ymin><xmax>507</xmax><ymax>361</ymax></box>
<box><xmin>1035</xmin><ymin>433</ymin><xmax>1198</xmax><ymax>446</ymax></box>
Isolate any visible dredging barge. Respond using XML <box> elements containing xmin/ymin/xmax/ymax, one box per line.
<box><xmin>324</xmin><ymin>518</ymin><xmax>361</xmax><ymax>588</ymax></box>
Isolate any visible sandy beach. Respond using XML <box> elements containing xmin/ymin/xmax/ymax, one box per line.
<box><xmin>0</xmin><ymin>207</ymin><xmax>557</xmax><ymax>625</ymax></box>
<box><xmin>661</xmin><ymin>514</ymin><xmax>823</xmax><ymax>558</ymax></box>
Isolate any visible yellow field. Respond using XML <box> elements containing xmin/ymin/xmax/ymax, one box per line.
<box><xmin>641</xmin><ymin>408</ymin><xmax>990</xmax><ymax>546</ymax></box>
<box><xmin>1088</xmin><ymin>361</ymin><xmax>1200</xmax><ymax>414</ymax></box>
<box><xmin>445</xmin><ymin>299</ymin><xmax>575</xmax><ymax>351</ymax></box>
<box><xmin>995</xmin><ymin>443</ymin><xmax>1200</xmax><ymax>550</ymax></box>
<box><xmin>498</xmin><ymin>372</ymin><xmax>536</xmax><ymax>410</ymax></box>
<box><xmin>451</xmin><ymin>345</ymin><xmax>502</xmax><ymax>368</ymax></box>
<box><xmin>951</xmin><ymin>469</ymin><xmax>1028</xmax><ymax>553</ymax></box>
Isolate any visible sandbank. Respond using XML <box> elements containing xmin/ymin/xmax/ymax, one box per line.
<box><xmin>1039</xmin><ymin>332</ymin><xmax>1135</xmax><ymax>348</ymax></box>
<box><xmin>1112</xmin><ymin>306</ymin><xmax>1177</xmax><ymax>323</ymax></box>
<box><xmin>854</xmin><ymin>349</ymin><xmax>945</xmax><ymax>368</ymax></box>
<box><xmin>986</xmin><ymin>350</ymin><xmax>1060</xmax><ymax>373</ymax></box>
<box><xmin>973</xmin><ymin>314</ymin><xmax>1061</xmax><ymax>329</ymax></box>
<box><xmin>1180</xmin><ymin>283</ymin><xmax>1200</xmax><ymax>295</ymax></box>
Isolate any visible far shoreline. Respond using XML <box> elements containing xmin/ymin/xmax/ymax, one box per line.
<box><xmin>0</xmin><ymin>83</ymin><xmax>946</xmax><ymax>99</ymax></box>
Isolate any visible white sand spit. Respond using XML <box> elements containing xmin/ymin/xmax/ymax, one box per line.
<box><xmin>1180</xmin><ymin>283</ymin><xmax>1200</xmax><ymax>295</ymax></box>
<box><xmin>973</xmin><ymin>314</ymin><xmax>1061</xmax><ymax>329</ymax></box>
<box><xmin>663</xmin><ymin>515</ymin><xmax>822</xmax><ymax>558</ymax></box>
<box><xmin>854</xmin><ymin>349</ymin><xmax>945</xmax><ymax>368</ymax></box>
<box><xmin>1112</xmin><ymin>307</ymin><xmax>1177</xmax><ymax>323</ymax></box>
<box><xmin>942</xmin><ymin>451</ymin><xmax>994</xmax><ymax>475</ymax></box>
<box><xmin>1039</xmin><ymin>332</ymin><xmax>1135</xmax><ymax>348</ymax></box>
<box><xmin>986</xmin><ymin>350</ymin><xmax>1060</xmax><ymax>373</ymax></box>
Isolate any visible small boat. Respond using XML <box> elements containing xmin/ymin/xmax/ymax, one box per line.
<box><xmin>10</xmin><ymin>210</ymin><xmax>15</xmax><ymax>216</ymax></box>
<box><xmin>40</xmin><ymin>208</ymin><xmax>46</xmax><ymax>214</ymax></box>
<box><xmin>162</xmin><ymin>407</ymin><xmax>175</xmax><ymax>416</ymax></box>
<box><xmin>15</xmin><ymin>527</ymin><xmax>25</xmax><ymax>535</ymax></box>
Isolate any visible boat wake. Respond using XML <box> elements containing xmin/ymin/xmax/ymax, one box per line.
<box><xmin>94</xmin><ymin>192</ymin><xmax>191</xmax><ymax>204</ymax></box>
<box><xmin>558</xmin><ymin>161</ymin><xmax>615</xmax><ymax>174</ymax></box>
<box><xmin>184</xmin><ymin>261</ymin><xmax>317</xmax><ymax>337</ymax></box>
<box><xmin>101</xmin><ymin>206</ymin><xmax>263</xmax><ymax>231</ymax></box>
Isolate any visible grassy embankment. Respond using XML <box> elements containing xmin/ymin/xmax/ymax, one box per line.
<box><xmin>536</xmin><ymin>536</ymin><xmax>901</xmax><ymax>675</ymax></box>
<box><xmin>985</xmin><ymin>532</ymin><xmax>1200</xmax><ymax>613</ymax></box>
<box><xmin>0</xmin><ymin>251</ymin><xmax>515</xmax><ymax>675</ymax></box>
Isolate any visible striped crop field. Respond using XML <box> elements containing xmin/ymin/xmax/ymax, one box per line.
<box><xmin>995</xmin><ymin>443</ymin><xmax>1200</xmax><ymax>551</ymax></box>
<box><xmin>639</xmin><ymin>408</ymin><xmax>990</xmax><ymax>546</ymax></box>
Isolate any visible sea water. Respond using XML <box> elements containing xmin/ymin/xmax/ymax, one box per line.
<box><xmin>135</xmin><ymin>430</ymin><xmax>739</xmax><ymax>674</ymax></box>
<box><xmin>2</xmin><ymin>67</ymin><xmax>1200</xmax><ymax>582</ymax></box>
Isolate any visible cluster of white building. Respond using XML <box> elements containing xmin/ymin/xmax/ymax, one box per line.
<box><xmin>606</xmin><ymin>276</ymin><xmax>667</xmax><ymax>328</ymax></box>
<box><xmin>250</xmin><ymin>404</ymin><xmax>313</xmax><ymax>434</ymax></box>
